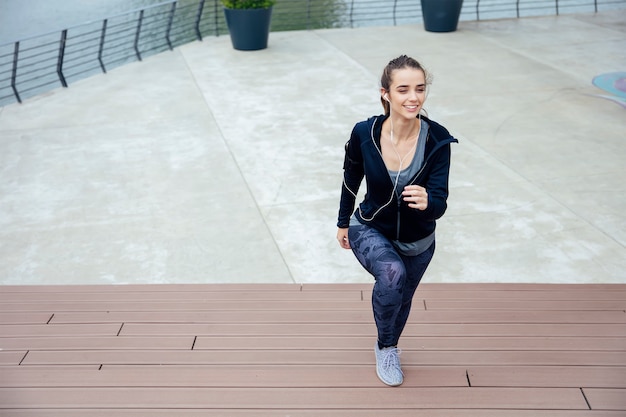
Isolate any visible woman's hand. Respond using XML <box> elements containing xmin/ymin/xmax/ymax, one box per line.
<box><xmin>402</xmin><ymin>185</ymin><xmax>428</xmax><ymax>210</ymax></box>
<box><xmin>337</xmin><ymin>228</ymin><xmax>351</xmax><ymax>249</ymax></box>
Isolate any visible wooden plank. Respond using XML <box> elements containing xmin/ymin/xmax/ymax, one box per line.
<box><xmin>0</xmin><ymin>365</ymin><xmax>100</xmax><ymax>371</ymax></box>
<box><xmin>20</xmin><ymin>349</ymin><xmax>379</xmax><ymax>366</ymax></box>
<box><xmin>321</xmin><ymin>284</ymin><xmax>626</xmax><ymax>297</ymax></box>
<box><xmin>47</xmin><ymin>309</ymin><xmax>625</xmax><ymax>324</ymax></box>
<box><xmin>10</xmin><ymin>411</ymin><xmax>626</xmax><ymax>417</ymax></box>
<box><xmin>415</xmin><ymin>283</ymin><xmax>626</xmax><ymax>292</ymax></box>
<box><xmin>398</xmin><ymin>336</ymin><xmax>626</xmax><ymax>351</ymax></box>
<box><xmin>468</xmin><ymin>366</ymin><xmax>626</xmax><ymax>388</ymax></box>
<box><xmin>411</xmin><ymin>310</ymin><xmax>626</xmax><ymax>324</ymax></box>
<box><xmin>1</xmin><ymin>283</ymin><xmax>624</xmax><ymax>415</ymax></box>
<box><xmin>194</xmin><ymin>336</ymin><xmax>626</xmax><ymax>351</ymax></box>
<box><xmin>419</xmin><ymin>290</ymin><xmax>626</xmax><ymax>301</ymax></box>
<box><xmin>48</xmin><ymin>310</ymin><xmax>378</xmax><ymax>324</ymax></box>
<box><xmin>0</xmin><ymin>300</ymin><xmax>371</xmax><ymax>313</ymax></box>
<box><xmin>301</xmin><ymin>283</ymin><xmax>373</xmax><ymax>291</ymax></box>
<box><xmin>425</xmin><ymin>299</ymin><xmax>626</xmax><ymax>311</ymax></box>
<box><xmin>0</xmin><ymin>281</ymin><xmax>626</xmax><ymax>293</ymax></box>
<box><xmin>118</xmin><ymin>322</ymin><xmax>626</xmax><ymax>337</ymax></box>
<box><xmin>0</xmin><ymin>284</ymin><xmax>303</xmax><ymax>294</ymax></box>
<box><xmin>0</xmin><ymin>387</ymin><xmax>589</xmax><ymax>409</ymax></box>
<box><xmin>0</xmin><ymin>324</ymin><xmax>122</xmax><ymax>337</ymax></box>
<box><xmin>1</xmin><ymin>283</ymin><xmax>623</xmax><ymax>294</ymax></box>
<box><xmin>121</xmin><ymin>322</ymin><xmax>378</xmax><ymax>336</ymax></box>
<box><xmin>0</xmin><ymin>336</ymin><xmax>195</xmax><ymax>351</ymax></box>
<box><xmin>0</xmin><ymin>290</ymin><xmax>363</xmax><ymax>303</ymax></box>
<box><xmin>1</xmin><ymin>410</ymin><xmax>625</xmax><ymax>417</ymax></box>
<box><xmin>5</xmin><ymin>299</ymin><xmax>625</xmax><ymax>313</ymax></box>
<box><xmin>443</xmin><ymin>289</ymin><xmax>626</xmax><ymax>297</ymax></box>
<box><xmin>20</xmin><ymin>349</ymin><xmax>626</xmax><ymax>367</ymax></box>
<box><xmin>0</xmin><ymin>365</ymin><xmax>468</xmax><ymax>388</ymax></box>
<box><xmin>402</xmin><ymin>335</ymin><xmax>613</xmax><ymax>351</ymax></box>
<box><xmin>1</xmin><ymin>283</ymin><xmax>623</xmax><ymax>296</ymax></box>
<box><xmin>399</xmin><ymin>351</ymin><xmax>626</xmax><ymax>367</ymax></box>
<box><xmin>0</xmin><ymin>313</ymin><xmax>52</xmax><ymax>324</ymax></box>
<box><xmin>409</xmin><ymin>323</ymin><xmax>626</xmax><ymax>338</ymax></box>
<box><xmin>3</xmin><ymin>286</ymin><xmax>624</xmax><ymax>303</ymax></box>
<box><xmin>582</xmin><ymin>388</ymin><xmax>626</xmax><ymax>410</ymax></box>
<box><xmin>0</xmin><ymin>351</ymin><xmax>26</xmax><ymax>365</ymax></box>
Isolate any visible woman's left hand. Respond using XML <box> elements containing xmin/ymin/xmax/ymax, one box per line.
<box><xmin>402</xmin><ymin>185</ymin><xmax>428</xmax><ymax>210</ymax></box>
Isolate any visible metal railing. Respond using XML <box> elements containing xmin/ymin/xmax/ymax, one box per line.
<box><xmin>1</xmin><ymin>0</ymin><xmax>624</xmax><ymax>106</ymax></box>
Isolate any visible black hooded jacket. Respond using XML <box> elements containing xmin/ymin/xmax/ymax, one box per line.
<box><xmin>337</xmin><ymin>114</ymin><xmax>458</xmax><ymax>243</ymax></box>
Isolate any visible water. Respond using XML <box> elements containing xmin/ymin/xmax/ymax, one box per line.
<box><xmin>3</xmin><ymin>0</ymin><xmax>625</xmax><ymax>44</ymax></box>
<box><xmin>0</xmin><ymin>0</ymin><xmax>165</xmax><ymax>44</ymax></box>
<box><xmin>0</xmin><ymin>0</ymin><xmax>346</xmax><ymax>44</ymax></box>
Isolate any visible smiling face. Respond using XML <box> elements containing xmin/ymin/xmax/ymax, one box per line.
<box><xmin>382</xmin><ymin>67</ymin><xmax>427</xmax><ymax>119</ymax></box>
<box><xmin>379</xmin><ymin>55</ymin><xmax>430</xmax><ymax>117</ymax></box>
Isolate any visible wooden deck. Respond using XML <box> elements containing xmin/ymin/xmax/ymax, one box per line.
<box><xmin>0</xmin><ymin>283</ymin><xmax>625</xmax><ymax>416</ymax></box>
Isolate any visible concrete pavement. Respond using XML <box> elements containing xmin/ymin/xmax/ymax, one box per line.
<box><xmin>0</xmin><ymin>10</ymin><xmax>624</xmax><ymax>285</ymax></box>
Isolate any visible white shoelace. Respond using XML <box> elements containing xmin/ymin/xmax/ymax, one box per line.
<box><xmin>381</xmin><ymin>347</ymin><xmax>402</xmax><ymax>370</ymax></box>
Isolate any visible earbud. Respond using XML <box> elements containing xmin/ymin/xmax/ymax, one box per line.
<box><xmin>383</xmin><ymin>94</ymin><xmax>390</xmax><ymax>102</ymax></box>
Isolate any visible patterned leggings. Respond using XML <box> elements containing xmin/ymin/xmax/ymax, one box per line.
<box><xmin>348</xmin><ymin>223</ymin><xmax>435</xmax><ymax>348</ymax></box>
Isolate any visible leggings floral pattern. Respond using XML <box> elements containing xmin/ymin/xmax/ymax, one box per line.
<box><xmin>348</xmin><ymin>223</ymin><xmax>435</xmax><ymax>347</ymax></box>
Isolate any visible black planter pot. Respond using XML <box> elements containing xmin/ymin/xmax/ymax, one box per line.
<box><xmin>224</xmin><ymin>7</ymin><xmax>273</xmax><ymax>51</ymax></box>
<box><xmin>421</xmin><ymin>0</ymin><xmax>463</xmax><ymax>32</ymax></box>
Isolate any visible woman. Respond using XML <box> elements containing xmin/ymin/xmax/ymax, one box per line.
<box><xmin>336</xmin><ymin>55</ymin><xmax>457</xmax><ymax>386</ymax></box>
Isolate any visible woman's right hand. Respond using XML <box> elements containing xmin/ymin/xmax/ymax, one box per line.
<box><xmin>337</xmin><ymin>228</ymin><xmax>351</xmax><ymax>249</ymax></box>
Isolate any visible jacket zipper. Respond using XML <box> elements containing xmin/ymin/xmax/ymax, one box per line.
<box><xmin>367</xmin><ymin>116</ymin><xmax>456</xmax><ymax>239</ymax></box>
<box><xmin>395</xmin><ymin>131</ymin><xmax>456</xmax><ymax>241</ymax></box>
<box><xmin>396</xmin><ymin>198</ymin><xmax>402</xmax><ymax>240</ymax></box>
<box><xmin>396</xmin><ymin>131</ymin><xmax>431</xmax><ymax>240</ymax></box>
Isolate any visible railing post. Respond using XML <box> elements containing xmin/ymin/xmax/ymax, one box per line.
<box><xmin>306</xmin><ymin>0</ymin><xmax>310</xmax><ymax>30</ymax></box>
<box><xmin>57</xmin><ymin>29</ymin><xmax>68</xmax><ymax>88</ymax></box>
<box><xmin>555</xmin><ymin>0</ymin><xmax>559</xmax><ymax>15</ymax></box>
<box><xmin>134</xmin><ymin>9</ymin><xmax>144</xmax><ymax>61</ymax></box>
<box><xmin>476</xmin><ymin>0</ymin><xmax>481</xmax><ymax>21</ymax></box>
<box><xmin>516</xmin><ymin>0</ymin><xmax>520</xmax><ymax>18</ymax></box>
<box><xmin>166</xmin><ymin>2</ymin><xmax>177</xmax><ymax>50</ymax></box>
<box><xmin>349</xmin><ymin>0</ymin><xmax>354</xmax><ymax>28</ymax></box>
<box><xmin>11</xmin><ymin>41</ymin><xmax>22</xmax><ymax>103</ymax></box>
<box><xmin>214</xmin><ymin>0</ymin><xmax>219</xmax><ymax>36</ymax></box>
<box><xmin>393</xmin><ymin>0</ymin><xmax>398</xmax><ymax>26</ymax></box>
<box><xmin>195</xmin><ymin>0</ymin><xmax>206</xmax><ymax>41</ymax></box>
<box><xmin>98</xmin><ymin>19</ymin><xmax>108</xmax><ymax>73</ymax></box>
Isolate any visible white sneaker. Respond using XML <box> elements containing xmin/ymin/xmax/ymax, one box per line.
<box><xmin>374</xmin><ymin>343</ymin><xmax>403</xmax><ymax>386</ymax></box>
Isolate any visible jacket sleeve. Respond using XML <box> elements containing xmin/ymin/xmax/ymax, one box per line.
<box><xmin>337</xmin><ymin>126</ymin><xmax>364</xmax><ymax>228</ymax></box>
<box><xmin>421</xmin><ymin>143</ymin><xmax>452</xmax><ymax>221</ymax></box>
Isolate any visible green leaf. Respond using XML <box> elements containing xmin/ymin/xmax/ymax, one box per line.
<box><xmin>221</xmin><ymin>0</ymin><xmax>275</xmax><ymax>9</ymax></box>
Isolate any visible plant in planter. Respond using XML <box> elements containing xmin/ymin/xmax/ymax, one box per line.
<box><xmin>421</xmin><ymin>0</ymin><xmax>464</xmax><ymax>33</ymax></box>
<box><xmin>222</xmin><ymin>0</ymin><xmax>276</xmax><ymax>50</ymax></box>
